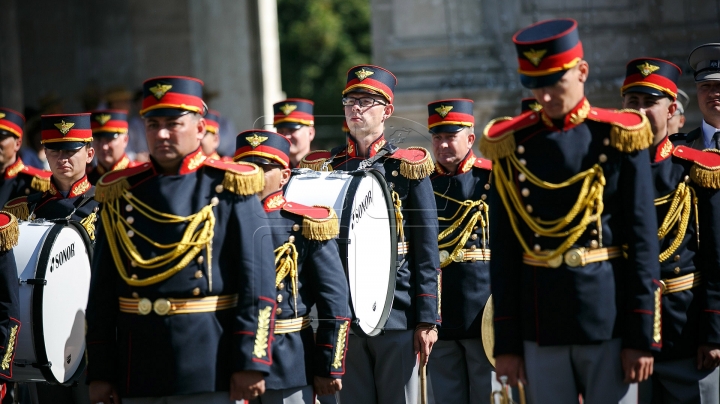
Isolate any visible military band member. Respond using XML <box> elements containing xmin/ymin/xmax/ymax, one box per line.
<box><xmin>85</xmin><ymin>76</ymin><xmax>277</xmax><ymax>404</ymax></box>
<box><xmin>667</xmin><ymin>89</ymin><xmax>688</xmax><ymax>136</ymax></box>
<box><xmin>0</xmin><ymin>108</ymin><xmax>51</xmax><ymax>207</ymax></box>
<box><xmin>273</xmin><ymin>99</ymin><xmax>315</xmax><ymax>168</ymax></box>
<box><xmin>87</xmin><ymin>109</ymin><xmax>139</xmax><ymax>184</ymax></box>
<box><xmin>4</xmin><ymin>113</ymin><xmax>99</xmax><ymax>239</ymax></box>
<box><xmin>0</xmin><ymin>213</ymin><xmax>20</xmax><ymax>401</ymax></box>
<box><xmin>202</xmin><ymin>110</ymin><xmax>231</xmax><ymax>161</ymax></box>
<box><xmin>621</xmin><ymin>57</ymin><xmax>720</xmax><ymax>403</ymax></box>
<box><xmin>426</xmin><ymin>99</ymin><xmax>494</xmax><ymax>403</ymax></box>
<box><xmin>480</xmin><ymin>19</ymin><xmax>661</xmax><ymax>403</ymax></box>
<box><xmin>234</xmin><ymin>129</ymin><xmax>350</xmax><ymax>404</ymax></box>
<box><xmin>671</xmin><ymin>44</ymin><xmax>720</xmax><ymax>150</ymax></box>
<box><xmin>300</xmin><ymin>64</ymin><xmax>440</xmax><ymax>404</ymax></box>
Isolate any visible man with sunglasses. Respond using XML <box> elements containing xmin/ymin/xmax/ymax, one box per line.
<box><xmin>300</xmin><ymin>65</ymin><xmax>440</xmax><ymax>404</ymax></box>
<box><xmin>235</xmin><ymin>129</ymin><xmax>350</xmax><ymax>404</ymax></box>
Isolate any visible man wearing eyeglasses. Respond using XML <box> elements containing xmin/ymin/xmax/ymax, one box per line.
<box><xmin>300</xmin><ymin>65</ymin><xmax>440</xmax><ymax>404</ymax></box>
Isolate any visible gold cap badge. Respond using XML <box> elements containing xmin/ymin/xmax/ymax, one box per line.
<box><xmin>0</xmin><ymin>113</ymin><xmax>5</xmax><ymax>120</ymax></box>
<box><xmin>279</xmin><ymin>104</ymin><xmax>297</xmax><ymax>116</ymax></box>
<box><xmin>96</xmin><ymin>114</ymin><xmax>112</xmax><ymax>125</ymax></box>
<box><xmin>355</xmin><ymin>68</ymin><xmax>374</xmax><ymax>81</ymax></box>
<box><xmin>435</xmin><ymin>105</ymin><xmax>453</xmax><ymax>118</ymax></box>
<box><xmin>638</xmin><ymin>62</ymin><xmax>660</xmax><ymax>77</ymax></box>
<box><xmin>149</xmin><ymin>83</ymin><xmax>173</xmax><ymax>100</ymax></box>
<box><xmin>246</xmin><ymin>133</ymin><xmax>269</xmax><ymax>148</ymax></box>
<box><xmin>523</xmin><ymin>49</ymin><xmax>547</xmax><ymax>67</ymax></box>
<box><xmin>529</xmin><ymin>102</ymin><xmax>543</xmax><ymax>112</ymax></box>
<box><xmin>54</xmin><ymin>120</ymin><xmax>75</xmax><ymax>136</ymax></box>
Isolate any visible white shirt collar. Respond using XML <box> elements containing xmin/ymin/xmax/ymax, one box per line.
<box><xmin>702</xmin><ymin>120</ymin><xmax>720</xmax><ymax>148</ymax></box>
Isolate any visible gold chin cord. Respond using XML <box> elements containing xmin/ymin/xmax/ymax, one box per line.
<box><xmin>100</xmin><ymin>192</ymin><xmax>216</xmax><ymax>290</ymax></box>
<box><xmin>655</xmin><ymin>181</ymin><xmax>698</xmax><ymax>261</ymax></box>
<box><xmin>491</xmin><ymin>375</ymin><xmax>527</xmax><ymax>404</ymax></box>
<box><xmin>493</xmin><ymin>152</ymin><xmax>606</xmax><ymax>265</ymax></box>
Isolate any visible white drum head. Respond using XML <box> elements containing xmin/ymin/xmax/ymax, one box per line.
<box><xmin>286</xmin><ymin>170</ymin><xmax>397</xmax><ymax>336</ymax></box>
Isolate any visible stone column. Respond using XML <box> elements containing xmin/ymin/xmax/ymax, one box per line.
<box><xmin>0</xmin><ymin>0</ymin><xmax>24</xmax><ymax>110</ymax></box>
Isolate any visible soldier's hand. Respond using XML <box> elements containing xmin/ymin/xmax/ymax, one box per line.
<box><xmin>89</xmin><ymin>381</ymin><xmax>122</xmax><ymax>404</ymax></box>
<box><xmin>229</xmin><ymin>371</ymin><xmax>265</xmax><ymax>401</ymax></box>
<box><xmin>314</xmin><ymin>376</ymin><xmax>342</xmax><ymax>396</ymax></box>
<box><xmin>621</xmin><ymin>348</ymin><xmax>654</xmax><ymax>383</ymax></box>
<box><xmin>414</xmin><ymin>324</ymin><xmax>438</xmax><ymax>365</ymax></box>
<box><xmin>494</xmin><ymin>354</ymin><xmax>527</xmax><ymax>387</ymax></box>
<box><xmin>697</xmin><ymin>344</ymin><xmax>720</xmax><ymax>369</ymax></box>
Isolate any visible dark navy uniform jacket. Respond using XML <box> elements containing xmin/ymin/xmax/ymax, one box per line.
<box><xmin>300</xmin><ymin>134</ymin><xmax>440</xmax><ymax>330</ymax></box>
<box><xmin>670</xmin><ymin>127</ymin><xmax>705</xmax><ymax>151</ymax></box>
<box><xmin>85</xmin><ymin>149</ymin><xmax>276</xmax><ymax>398</ymax></box>
<box><xmin>650</xmin><ymin>138</ymin><xmax>720</xmax><ymax>361</ymax></box>
<box><xmin>3</xmin><ymin>175</ymin><xmax>100</xmax><ymax>241</ymax></box>
<box><xmin>430</xmin><ymin>151</ymin><xmax>492</xmax><ymax>340</ymax></box>
<box><xmin>0</xmin><ymin>224</ymin><xmax>20</xmax><ymax>382</ymax></box>
<box><xmin>481</xmin><ymin>99</ymin><xmax>661</xmax><ymax>356</ymax></box>
<box><xmin>0</xmin><ymin>157</ymin><xmax>51</xmax><ymax>207</ymax></box>
<box><xmin>261</xmin><ymin>191</ymin><xmax>350</xmax><ymax>390</ymax></box>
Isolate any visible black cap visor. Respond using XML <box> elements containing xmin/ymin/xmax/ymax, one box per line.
<box><xmin>519</xmin><ymin>70</ymin><xmax>567</xmax><ymax>89</ymax></box>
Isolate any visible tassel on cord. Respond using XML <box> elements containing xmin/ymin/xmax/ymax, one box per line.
<box><xmin>0</xmin><ymin>213</ymin><xmax>19</xmax><ymax>251</ymax></box>
<box><xmin>302</xmin><ymin>207</ymin><xmax>339</xmax><ymax>241</ymax></box>
<box><xmin>479</xmin><ymin>117</ymin><xmax>516</xmax><ymax>161</ymax></box>
<box><xmin>30</xmin><ymin>176</ymin><xmax>51</xmax><ymax>192</ymax></box>
<box><xmin>2</xmin><ymin>200</ymin><xmax>29</xmax><ymax>221</ymax></box>
<box><xmin>222</xmin><ymin>165</ymin><xmax>265</xmax><ymax>196</ymax></box>
<box><xmin>399</xmin><ymin>147</ymin><xmax>435</xmax><ymax>180</ymax></box>
<box><xmin>690</xmin><ymin>164</ymin><xmax>720</xmax><ymax>189</ymax></box>
<box><xmin>95</xmin><ymin>178</ymin><xmax>130</xmax><ymax>203</ymax></box>
<box><xmin>80</xmin><ymin>212</ymin><xmax>97</xmax><ymax>241</ymax></box>
<box><xmin>608</xmin><ymin>111</ymin><xmax>654</xmax><ymax>153</ymax></box>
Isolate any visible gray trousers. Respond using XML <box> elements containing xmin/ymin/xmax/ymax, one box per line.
<box><xmin>523</xmin><ymin>339</ymin><xmax>635</xmax><ymax>404</ymax></box>
<box><xmin>339</xmin><ymin>330</ymin><xmax>419</xmax><ymax>404</ymax></box>
<box><xmin>638</xmin><ymin>356</ymin><xmax>720</xmax><ymax>404</ymax></box>
<box><xmin>250</xmin><ymin>385</ymin><xmax>314</xmax><ymax>404</ymax></box>
<box><xmin>426</xmin><ymin>338</ymin><xmax>493</xmax><ymax>404</ymax></box>
<box><xmin>123</xmin><ymin>392</ymin><xmax>240</xmax><ymax>404</ymax></box>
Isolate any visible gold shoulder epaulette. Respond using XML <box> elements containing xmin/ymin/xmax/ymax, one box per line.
<box><xmin>0</xmin><ymin>212</ymin><xmax>19</xmax><ymax>252</ymax></box>
<box><xmin>3</xmin><ymin>197</ymin><xmax>29</xmax><ymax>221</ymax></box>
<box><xmin>203</xmin><ymin>160</ymin><xmax>264</xmax><ymax>196</ymax></box>
<box><xmin>298</xmin><ymin>150</ymin><xmax>332</xmax><ymax>171</ymax></box>
<box><xmin>587</xmin><ymin>108</ymin><xmax>653</xmax><ymax>153</ymax></box>
<box><xmin>673</xmin><ymin>146</ymin><xmax>720</xmax><ymax>189</ymax></box>
<box><xmin>388</xmin><ymin>147</ymin><xmax>435</xmax><ymax>180</ymax></box>
<box><xmin>95</xmin><ymin>163</ymin><xmax>153</xmax><ymax>203</ymax></box>
<box><xmin>21</xmin><ymin>166</ymin><xmax>52</xmax><ymax>192</ymax></box>
<box><xmin>479</xmin><ymin>112</ymin><xmax>536</xmax><ymax>160</ymax></box>
<box><xmin>282</xmin><ymin>202</ymin><xmax>339</xmax><ymax>241</ymax></box>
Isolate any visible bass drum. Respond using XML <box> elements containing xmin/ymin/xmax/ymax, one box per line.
<box><xmin>10</xmin><ymin>220</ymin><xmax>92</xmax><ymax>385</ymax></box>
<box><xmin>286</xmin><ymin>169</ymin><xmax>397</xmax><ymax>337</ymax></box>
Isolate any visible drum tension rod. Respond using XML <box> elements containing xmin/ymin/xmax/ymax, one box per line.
<box><xmin>335</xmin><ymin>238</ymin><xmax>352</xmax><ymax>244</ymax></box>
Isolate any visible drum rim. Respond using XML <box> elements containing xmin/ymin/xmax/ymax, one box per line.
<box><xmin>340</xmin><ymin>169</ymin><xmax>398</xmax><ymax>337</ymax></box>
<box><xmin>31</xmin><ymin>220</ymin><xmax>92</xmax><ymax>385</ymax></box>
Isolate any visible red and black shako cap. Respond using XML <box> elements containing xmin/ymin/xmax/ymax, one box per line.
<box><xmin>140</xmin><ymin>76</ymin><xmax>206</xmax><ymax>118</ymax></box>
<box><xmin>427</xmin><ymin>99</ymin><xmax>474</xmax><ymax>134</ymax></box>
<box><xmin>273</xmin><ymin>99</ymin><xmax>314</xmax><ymax>129</ymax></box>
<box><xmin>41</xmin><ymin>113</ymin><xmax>93</xmax><ymax>150</ymax></box>
<box><xmin>90</xmin><ymin>109</ymin><xmax>129</xmax><ymax>138</ymax></box>
<box><xmin>234</xmin><ymin>129</ymin><xmax>291</xmax><ymax>169</ymax></box>
<box><xmin>343</xmin><ymin>65</ymin><xmax>397</xmax><ymax>103</ymax></box>
<box><xmin>0</xmin><ymin>107</ymin><xmax>25</xmax><ymax>139</ymax></box>
<box><xmin>621</xmin><ymin>58</ymin><xmax>681</xmax><ymax>99</ymax></box>
<box><xmin>205</xmin><ymin>110</ymin><xmax>221</xmax><ymax>134</ymax></box>
<box><xmin>513</xmin><ymin>18</ymin><xmax>583</xmax><ymax>89</ymax></box>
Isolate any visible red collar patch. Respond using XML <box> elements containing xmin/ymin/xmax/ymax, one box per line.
<box><xmin>435</xmin><ymin>151</ymin><xmax>488</xmax><ymax>175</ymax></box>
<box><xmin>4</xmin><ymin>157</ymin><xmax>25</xmax><ymax>179</ymax></box>
<box><xmin>539</xmin><ymin>98</ymin><xmax>591</xmax><ymax>131</ymax></box>
<box><xmin>263</xmin><ymin>191</ymin><xmax>286</xmax><ymax>212</ymax></box>
<box><xmin>347</xmin><ymin>134</ymin><xmax>386</xmax><ymax>158</ymax></box>
<box><xmin>178</xmin><ymin>148</ymin><xmax>207</xmax><ymax>175</ymax></box>
<box><xmin>654</xmin><ymin>136</ymin><xmax>674</xmax><ymax>163</ymax></box>
<box><xmin>50</xmin><ymin>175</ymin><xmax>91</xmax><ymax>199</ymax></box>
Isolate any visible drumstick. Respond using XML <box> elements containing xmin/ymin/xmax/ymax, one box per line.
<box><xmin>420</xmin><ymin>352</ymin><xmax>428</xmax><ymax>404</ymax></box>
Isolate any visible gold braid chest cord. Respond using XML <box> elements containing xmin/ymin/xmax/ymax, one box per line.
<box><xmin>274</xmin><ymin>242</ymin><xmax>299</xmax><ymax>318</ymax></box>
<box><xmin>433</xmin><ymin>190</ymin><xmax>489</xmax><ymax>268</ymax></box>
<box><xmin>494</xmin><ymin>153</ymin><xmax>605</xmax><ymax>264</ymax></box>
<box><xmin>100</xmin><ymin>192</ymin><xmax>216</xmax><ymax>289</ymax></box>
<box><xmin>655</xmin><ymin>181</ymin><xmax>698</xmax><ymax>262</ymax></box>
